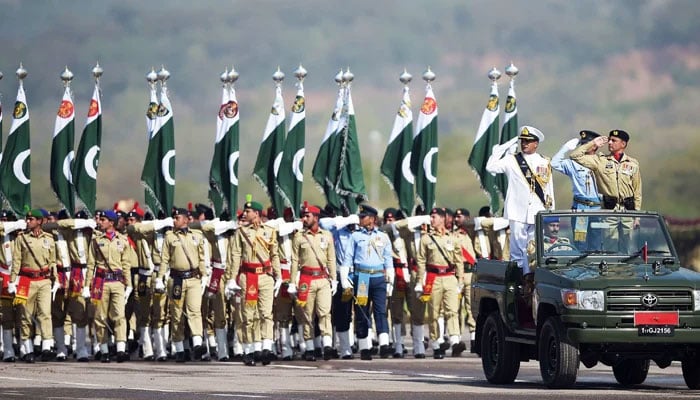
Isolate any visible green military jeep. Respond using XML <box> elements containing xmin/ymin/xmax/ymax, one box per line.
<box><xmin>471</xmin><ymin>210</ymin><xmax>700</xmax><ymax>389</ymax></box>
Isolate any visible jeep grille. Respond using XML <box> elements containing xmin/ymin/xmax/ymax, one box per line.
<box><xmin>606</xmin><ymin>290</ymin><xmax>692</xmax><ymax>311</ymax></box>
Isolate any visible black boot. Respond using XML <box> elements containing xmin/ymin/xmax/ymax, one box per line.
<box><xmin>451</xmin><ymin>341</ymin><xmax>466</xmax><ymax>357</ymax></box>
<box><xmin>360</xmin><ymin>349</ymin><xmax>372</xmax><ymax>360</ymax></box>
<box><xmin>193</xmin><ymin>345</ymin><xmax>203</xmax><ymax>361</ymax></box>
<box><xmin>433</xmin><ymin>348</ymin><xmax>444</xmax><ymax>359</ymax></box>
<box><xmin>101</xmin><ymin>352</ymin><xmax>110</xmax><ymax>363</ymax></box>
<box><xmin>175</xmin><ymin>351</ymin><xmax>186</xmax><ymax>363</ymax></box>
<box><xmin>116</xmin><ymin>351</ymin><xmax>129</xmax><ymax>363</ymax></box>
<box><xmin>303</xmin><ymin>350</ymin><xmax>316</xmax><ymax>361</ymax></box>
<box><xmin>25</xmin><ymin>353</ymin><xmax>35</xmax><ymax>363</ymax></box>
<box><xmin>242</xmin><ymin>353</ymin><xmax>255</xmax><ymax>366</ymax></box>
<box><xmin>261</xmin><ymin>349</ymin><xmax>271</xmax><ymax>366</ymax></box>
<box><xmin>323</xmin><ymin>346</ymin><xmax>333</xmax><ymax>361</ymax></box>
<box><xmin>379</xmin><ymin>345</ymin><xmax>391</xmax><ymax>359</ymax></box>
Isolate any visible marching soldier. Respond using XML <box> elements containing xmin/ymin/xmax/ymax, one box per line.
<box><xmin>454</xmin><ymin>208</ymin><xmax>477</xmax><ymax>341</ymax></box>
<box><xmin>381</xmin><ymin>208</ymin><xmax>411</xmax><ymax>358</ymax></box>
<box><xmin>1</xmin><ymin>213</ymin><xmax>25</xmax><ymax>362</ymax></box>
<box><xmin>414</xmin><ymin>207</ymin><xmax>466</xmax><ymax>359</ymax></box>
<box><xmin>340</xmin><ymin>204</ymin><xmax>393</xmax><ymax>361</ymax></box>
<box><xmin>155</xmin><ymin>207</ymin><xmax>207</xmax><ymax>362</ymax></box>
<box><xmin>84</xmin><ymin>210</ymin><xmax>133</xmax><ymax>363</ymax></box>
<box><xmin>225</xmin><ymin>198</ymin><xmax>282</xmax><ymax>366</ymax></box>
<box><xmin>287</xmin><ymin>203</ymin><xmax>336</xmax><ymax>361</ymax></box>
<box><xmin>8</xmin><ymin>209</ymin><xmax>58</xmax><ymax>363</ymax></box>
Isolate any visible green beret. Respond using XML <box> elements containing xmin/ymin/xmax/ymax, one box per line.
<box><xmin>26</xmin><ymin>209</ymin><xmax>44</xmax><ymax>219</ymax></box>
<box><xmin>244</xmin><ymin>201</ymin><xmax>264</xmax><ymax>212</ymax></box>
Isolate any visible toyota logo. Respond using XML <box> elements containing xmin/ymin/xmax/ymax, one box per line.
<box><xmin>641</xmin><ymin>293</ymin><xmax>658</xmax><ymax>308</ymax></box>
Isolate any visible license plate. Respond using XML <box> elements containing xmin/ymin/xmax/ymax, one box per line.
<box><xmin>638</xmin><ymin>326</ymin><xmax>675</xmax><ymax>336</ymax></box>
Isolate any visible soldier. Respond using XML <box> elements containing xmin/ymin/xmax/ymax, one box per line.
<box><xmin>415</xmin><ymin>207</ymin><xmax>466</xmax><ymax>359</ymax></box>
<box><xmin>84</xmin><ymin>210</ymin><xmax>132</xmax><ymax>363</ymax></box>
<box><xmin>569</xmin><ymin>130</ymin><xmax>642</xmax><ymax>252</ymax></box>
<box><xmin>542</xmin><ymin>216</ymin><xmax>572</xmax><ymax>251</ymax></box>
<box><xmin>225</xmin><ymin>199</ymin><xmax>282</xmax><ymax>366</ymax></box>
<box><xmin>472</xmin><ymin>206</ymin><xmax>510</xmax><ymax>261</ymax></box>
<box><xmin>486</xmin><ymin>126</ymin><xmax>555</xmax><ymax>276</ymax></box>
<box><xmin>7</xmin><ymin>209</ymin><xmax>57</xmax><ymax>363</ymax></box>
<box><xmin>1</xmin><ymin>212</ymin><xmax>25</xmax><ymax>362</ymax></box>
<box><xmin>381</xmin><ymin>208</ymin><xmax>411</xmax><ymax>358</ymax></box>
<box><xmin>155</xmin><ymin>207</ymin><xmax>207</xmax><ymax>362</ymax></box>
<box><xmin>340</xmin><ymin>204</ymin><xmax>393</xmax><ymax>361</ymax></box>
<box><xmin>287</xmin><ymin>203</ymin><xmax>336</xmax><ymax>361</ymax></box>
<box><xmin>454</xmin><ymin>208</ymin><xmax>477</xmax><ymax>342</ymax></box>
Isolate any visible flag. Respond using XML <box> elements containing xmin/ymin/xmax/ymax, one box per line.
<box><xmin>334</xmin><ymin>84</ymin><xmax>366</xmax><ymax>213</ymax></box>
<box><xmin>0</xmin><ymin>95</ymin><xmax>3</xmax><ymax>174</ymax></box>
<box><xmin>51</xmin><ymin>85</ymin><xmax>76</xmax><ymax>213</ymax></box>
<box><xmin>208</xmin><ymin>76</ymin><xmax>240</xmax><ymax>216</ymax></box>
<box><xmin>468</xmin><ymin>81</ymin><xmax>501</xmax><ymax>214</ymax></box>
<box><xmin>276</xmin><ymin>82</ymin><xmax>306</xmax><ymax>216</ymax></box>
<box><xmin>381</xmin><ymin>84</ymin><xmax>415</xmax><ymax>216</ymax></box>
<box><xmin>312</xmin><ymin>84</ymin><xmax>344</xmax><ymax>211</ymax></box>
<box><xmin>253</xmin><ymin>84</ymin><xmax>286</xmax><ymax>214</ymax></box>
<box><xmin>411</xmin><ymin>84</ymin><xmax>438</xmax><ymax>211</ymax></box>
<box><xmin>73</xmin><ymin>83</ymin><xmax>102</xmax><ymax>215</ymax></box>
<box><xmin>0</xmin><ymin>82</ymin><xmax>31</xmax><ymax>214</ymax></box>
<box><xmin>496</xmin><ymin>79</ymin><xmax>518</xmax><ymax>205</ymax></box>
<box><xmin>141</xmin><ymin>83</ymin><xmax>175</xmax><ymax>215</ymax></box>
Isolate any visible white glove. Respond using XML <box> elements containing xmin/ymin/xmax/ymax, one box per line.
<box><xmin>201</xmin><ymin>276</ymin><xmax>209</xmax><ymax>293</ymax></box>
<box><xmin>153</xmin><ymin>217</ymin><xmax>174</xmax><ymax>231</ymax></box>
<box><xmin>339</xmin><ymin>266</ymin><xmax>353</xmax><ymax>289</ymax></box>
<box><xmin>7</xmin><ymin>281</ymin><xmax>17</xmax><ymax>295</ymax></box>
<box><xmin>292</xmin><ymin>221</ymin><xmax>303</xmax><ymax>232</ymax></box>
<box><xmin>273</xmin><ymin>279</ymin><xmax>283</xmax><ymax>297</ymax></box>
<box><xmin>414</xmin><ymin>283</ymin><xmax>423</xmax><ymax>297</ymax></box>
<box><xmin>286</xmin><ymin>283</ymin><xmax>297</xmax><ymax>296</ymax></box>
<box><xmin>74</xmin><ymin>218</ymin><xmax>97</xmax><ymax>230</ymax></box>
<box><xmin>2</xmin><ymin>220</ymin><xmax>26</xmax><ymax>233</ymax></box>
<box><xmin>225</xmin><ymin>279</ymin><xmax>241</xmax><ymax>298</ymax></box>
<box><xmin>124</xmin><ymin>286</ymin><xmax>133</xmax><ymax>302</ymax></box>
<box><xmin>563</xmin><ymin>138</ymin><xmax>579</xmax><ymax>151</ymax></box>
<box><xmin>473</xmin><ymin>217</ymin><xmax>483</xmax><ymax>231</ymax></box>
<box><xmin>214</xmin><ymin>220</ymin><xmax>237</xmax><ymax>235</ymax></box>
<box><xmin>493</xmin><ymin>217</ymin><xmax>510</xmax><ymax>231</ymax></box>
<box><xmin>81</xmin><ymin>286</ymin><xmax>91</xmax><ymax>299</ymax></box>
<box><xmin>154</xmin><ymin>277</ymin><xmax>166</xmax><ymax>292</ymax></box>
<box><xmin>385</xmin><ymin>268</ymin><xmax>395</xmax><ymax>286</ymax></box>
<box><xmin>386</xmin><ymin>282</ymin><xmax>394</xmax><ymax>297</ymax></box>
<box><xmin>402</xmin><ymin>267</ymin><xmax>410</xmax><ymax>283</ymax></box>
<box><xmin>335</xmin><ymin>215</ymin><xmax>359</xmax><ymax>230</ymax></box>
<box><xmin>457</xmin><ymin>283</ymin><xmax>464</xmax><ymax>294</ymax></box>
<box><xmin>331</xmin><ymin>280</ymin><xmax>338</xmax><ymax>296</ymax></box>
<box><xmin>407</xmin><ymin>215</ymin><xmax>430</xmax><ymax>230</ymax></box>
<box><xmin>51</xmin><ymin>280</ymin><xmax>61</xmax><ymax>299</ymax></box>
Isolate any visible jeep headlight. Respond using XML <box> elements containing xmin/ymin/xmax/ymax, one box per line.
<box><xmin>693</xmin><ymin>290</ymin><xmax>700</xmax><ymax>311</ymax></box>
<box><xmin>561</xmin><ymin>289</ymin><xmax>604</xmax><ymax>311</ymax></box>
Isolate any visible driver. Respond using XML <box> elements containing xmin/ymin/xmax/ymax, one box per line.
<box><xmin>543</xmin><ymin>216</ymin><xmax>571</xmax><ymax>252</ymax></box>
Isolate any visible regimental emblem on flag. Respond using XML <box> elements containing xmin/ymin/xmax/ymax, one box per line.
<box><xmin>505</xmin><ymin>95</ymin><xmax>516</xmax><ymax>113</ymax></box>
<box><xmin>58</xmin><ymin>100</ymin><xmax>74</xmax><ymax>119</ymax></box>
<box><xmin>218</xmin><ymin>101</ymin><xmax>238</xmax><ymax>119</ymax></box>
<box><xmin>146</xmin><ymin>102</ymin><xmax>158</xmax><ymax>120</ymax></box>
<box><xmin>331</xmin><ymin>109</ymin><xmax>340</xmax><ymax>121</ymax></box>
<box><xmin>292</xmin><ymin>95</ymin><xmax>305</xmax><ymax>113</ymax></box>
<box><xmin>13</xmin><ymin>101</ymin><xmax>27</xmax><ymax>119</ymax></box>
<box><xmin>421</xmin><ymin>97</ymin><xmax>437</xmax><ymax>115</ymax></box>
<box><xmin>487</xmin><ymin>94</ymin><xmax>499</xmax><ymax>111</ymax></box>
<box><xmin>398</xmin><ymin>100</ymin><xmax>411</xmax><ymax>118</ymax></box>
<box><xmin>88</xmin><ymin>99</ymin><xmax>99</xmax><ymax>118</ymax></box>
<box><xmin>157</xmin><ymin>103</ymin><xmax>169</xmax><ymax>117</ymax></box>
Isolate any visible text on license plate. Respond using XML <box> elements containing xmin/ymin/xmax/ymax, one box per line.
<box><xmin>638</xmin><ymin>326</ymin><xmax>675</xmax><ymax>336</ymax></box>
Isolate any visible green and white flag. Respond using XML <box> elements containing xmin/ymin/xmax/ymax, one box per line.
<box><xmin>334</xmin><ymin>84</ymin><xmax>366</xmax><ymax>214</ymax></box>
<box><xmin>0</xmin><ymin>96</ymin><xmax>3</xmax><ymax>175</ymax></box>
<box><xmin>381</xmin><ymin>84</ymin><xmax>414</xmax><ymax>216</ymax></box>
<box><xmin>0</xmin><ymin>83</ymin><xmax>31</xmax><ymax>214</ymax></box>
<box><xmin>468</xmin><ymin>81</ymin><xmax>501</xmax><ymax>214</ymax></box>
<box><xmin>141</xmin><ymin>84</ymin><xmax>175</xmax><ymax>215</ymax></box>
<box><xmin>410</xmin><ymin>84</ymin><xmax>438</xmax><ymax>211</ymax></box>
<box><xmin>208</xmin><ymin>78</ymin><xmax>240</xmax><ymax>216</ymax></box>
<box><xmin>496</xmin><ymin>80</ymin><xmax>518</xmax><ymax>205</ymax></box>
<box><xmin>253</xmin><ymin>84</ymin><xmax>285</xmax><ymax>214</ymax></box>
<box><xmin>276</xmin><ymin>82</ymin><xmax>305</xmax><ymax>216</ymax></box>
<box><xmin>73</xmin><ymin>83</ymin><xmax>102</xmax><ymax>215</ymax></box>
<box><xmin>311</xmin><ymin>85</ymin><xmax>344</xmax><ymax>211</ymax></box>
<box><xmin>50</xmin><ymin>85</ymin><xmax>76</xmax><ymax>213</ymax></box>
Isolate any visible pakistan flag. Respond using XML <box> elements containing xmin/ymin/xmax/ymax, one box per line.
<box><xmin>0</xmin><ymin>82</ymin><xmax>31</xmax><ymax>214</ymax></box>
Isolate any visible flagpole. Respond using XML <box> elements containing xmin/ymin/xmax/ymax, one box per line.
<box><xmin>0</xmin><ymin>69</ymin><xmax>4</xmax><ymax>209</ymax></box>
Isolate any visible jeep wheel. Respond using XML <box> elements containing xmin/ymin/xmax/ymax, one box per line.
<box><xmin>538</xmin><ymin>316</ymin><xmax>579</xmax><ymax>388</ymax></box>
<box><xmin>481</xmin><ymin>311</ymin><xmax>520</xmax><ymax>384</ymax></box>
<box><xmin>612</xmin><ymin>359</ymin><xmax>649</xmax><ymax>385</ymax></box>
<box><xmin>682</xmin><ymin>359</ymin><xmax>700</xmax><ymax>389</ymax></box>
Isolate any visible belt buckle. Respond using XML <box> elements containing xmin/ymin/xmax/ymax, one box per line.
<box><xmin>255</xmin><ymin>267</ymin><xmax>263</xmax><ymax>274</ymax></box>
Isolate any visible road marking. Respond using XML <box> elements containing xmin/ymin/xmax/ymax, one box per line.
<box><xmin>211</xmin><ymin>395</ymin><xmax>269</xmax><ymax>398</ymax></box>
<box><xmin>340</xmin><ymin>369</ymin><xmax>393</xmax><ymax>374</ymax></box>
<box><xmin>271</xmin><ymin>365</ymin><xmax>318</xmax><ymax>370</ymax></box>
<box><xmin>416</xmin><ymin>373</ymin><xmax>474</xmax><ymax>380</ymax></box>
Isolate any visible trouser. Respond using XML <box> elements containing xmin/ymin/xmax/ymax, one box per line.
<box><xmin>239</xmin><ymin>273</ymin><xmax>274</xmax><ymax>345</ymax></box>
<box><xmin>202</xmin><ymin>277</ymin><xmax>227</xmax><ymax>330</ymax></box>
<box><xmin>94</xmin><ymin>281</ymin><xmax>127</xmax><ymax>344</ymax></box>
<box><xmin>168</xmin><ymin>277</ymin><xmax>203</xmax><ymax>342</ymax></box>
<box><xmin>603</xmin><ymin>215</ymin><xmax>636</xmax><ymax>254</ymax></box>
<box><xmin>389</xmin><ymin>281</ymin><xmax>409</xmax><ymax>325</ymax></box>
<box><xmin>460</xmin><ymin>272</ymin><xmax>476</xmax><ymax>332</ymax></box>
<box><xmin>17</xmin><ymin>279</ymin><xmax>53</xmax><ymax>341</ymax></box>
<box><xmin>409</xmin><ymin>274</ymin><xmax>428</xmax><ymax>326</ymax></box>
<box><xmin>509</xmin><ymin>220</ymin><xmax>535</xmax><ymax>274</ymax></box>
<box><xmin>66</xmin><ymin>296</ymin><xmax>92</xmax><ymax>327</ymax></box>
<box><xmin>296</xmin><ymin>278</ymin><xmax>332</xmax><ymax>340</ymax></box>
<box><xmin>353</xmin><ymin>275</ymin><xmax>388</xmax><ymax>339</ymax></box>
<box><xmin>51</xmin><ymin>288</ymin><xmax>67</xmax><ymax>329</ymax></box>
<box><xmin>332</xmin><ymin>280</ymin><xmax>353</xmax><ymax>332</ymax></box>
<box><xmin>428</xmin><ymin>275</ymin><xmax>460</xmax><ymax>342</ymax></box>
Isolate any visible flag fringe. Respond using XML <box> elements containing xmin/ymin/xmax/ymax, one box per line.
<box><xmin>140</xmin><ymin>181</ymin><xmax>164</xmax><ymax>215</ymax></box>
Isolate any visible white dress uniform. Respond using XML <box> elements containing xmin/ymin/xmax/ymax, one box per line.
<box><xmin>486</xmin><ymin>126</ymin><xmax>555</xmax><ymax>274</ymax></box>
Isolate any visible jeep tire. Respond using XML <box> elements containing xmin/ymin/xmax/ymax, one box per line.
<box><xmin>682</xmin><ymin>359</ymin><xmax>700</xmax><ymax>389</ymax></box>
<box><xmin>538</xmin><ymin>316</ymin><xmax>579</xmax><ymax>388</ymax></box>
<box><xmin>481</xmin><ymin>311</ymin><xmax>520</xmax><ymax>384</ymax></box>
<box><xmin>612</xmin><ymin>359</ymin><xmax>649</xmax><ymax>385</ymax></box>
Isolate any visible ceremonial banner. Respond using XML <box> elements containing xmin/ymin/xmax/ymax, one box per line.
<box><xmin>411</xmin><ymin>84</ymin><xmax>438</xmax><ymax>210</ymax></box>
<box><xmin>73</xmin><ymin>83</ymin><xmax>102</xmax><ymax>215</ymax></box>
<box><xmin>468</xmin><ymin>81</ymin><xmax>501</xmax><ymax>214</ymax></box>
<box><xmin>311</xmin><ymin>85</ymin><xmax>344</xmax><ymax>211</ymax></box>
<box><xmin>334</xmin><ymin>84</ymin><xmax>366</xmax><ymax>214</ymax></box>
<box><xmin>209</xmin><ymin>75</ymin><xmax>240</xmax><ymax>216</ymax></box>
<box><xmin>277</xmin><ymin>81</ymin><xmax>306</xmax><ymax>216</ymax></box>
<box><xmin>51</xmin><ymin>85</ymin><xmax>76</xmax><ymax>213</ymax></box>
<box><xmin>253</xmin><ymin>82</ymin><xmax>286</xmax><ymax>214</ymax></box>
<box><xmin>0</xmin><ymin>82</ymin><xmax>31</xmax><ymax>214</ymax></box>
<box><xmin>496</xmin><ymin>80</ymin><xmax>518</xmax><ymax>207</ymax></box>
<box><xmin>381</xmin><ymin>84</ymin><xmax>414</xmax><ymax>216</ymax></box>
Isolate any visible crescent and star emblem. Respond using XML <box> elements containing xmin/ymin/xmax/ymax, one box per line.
<box><xmin>401</xmin><ymin>152</ymin><xmax>414</xmax><ymax>184</ymax></box>
<box><xmin>228</xmin><ymin>151</ymin><xmax>239</xmax><ymax>185</ymax></box>
<box><xmin>161</xmin><ymin>150</ymin><xmax>176</xmax><ymax>186</ymax></box>
<box><xmin>13</xmin><ymin>149</ymin><xmax>31</xmax><ymax>184</ymax></box>
<box><xmin>84</xmin><ymin>145</ymin><xmax>100</xmax><ymax>180</ymax></box>
<box><xmin>63</xmin><ymin>151</ymin><xmax>75</xmax><ymax>183</ymax></box>
<box><xmin>423</xmin><ymin>147</ymin><xmax>438</xmax><ymax>183</ymax></box>
<box><xmin>292</xmin><ymin>149</ymin><xmax>305</xmax><ymax>182</ymax></box>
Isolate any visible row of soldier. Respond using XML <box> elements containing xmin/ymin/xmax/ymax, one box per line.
<box><xmin>0</xmin><ymin>198</ymin><xmax>510</xmax><ymax>364</ymax></box>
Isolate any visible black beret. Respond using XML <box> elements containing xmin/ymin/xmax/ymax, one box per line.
<box><xmin>455</xmin><ymin>208</ymin><xmax>470</xmax><ymax>217</ymax></box>
<box><xmin>444</xmin><ymin>208</ymin><xmax>454</xmax><ymax>217</ymax></box>
<box><xmin>579</xmin><ymin>130</ymin><xmax>600</xmax><ymax>145</ymax></box>
<box><xmin>383</xmin><ymin>207</ymin><xmax>397</xmax><ymax>220</ymax></box>
<box><xmin>609</xmin><ymin>129</ymin><xmax>630</xmax><ymax>142</ymax></box>
<box><xmin>430</xmin><ymin>207</ymin><xmax>446</xmax><ymax>217</ymax></box>
<box><xmin>358</xmin><ymin>204</ymin><xmax>378</xmax><ymax>217</ymax></box>
<box><xmin>172</xmin><ymin>207</ymin><xmax>190</xmax><ymax>218</ymax></box>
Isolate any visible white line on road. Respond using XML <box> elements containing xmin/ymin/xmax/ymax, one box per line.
<box><xmin>340</xmin><ymin>369</ymin><xmax>393</xmax><ymax>374</ymax></box>
<box><xmin>211</xmin><ymin>394</ymin><xmax>269</xmax><ymax>398</ymax></box>
<box><xmin>416</xmin><ymin>373</ymin><xmax>475</xmax><ymax>380</ymax></box>
<box><xmin>271</xmin><ymin>365</ymin><xmax>318</xmax><ymax>370</ymax></box>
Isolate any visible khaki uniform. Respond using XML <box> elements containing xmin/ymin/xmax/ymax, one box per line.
<box><xmin>11</xmin><ymin>230</ymin><xmax>57</xmax><ymax>347</ymax></box>
<box><xmin>159</xmin><ymin>228</ymin><xmax>206</xmax><ymax>344</ymax></box>
<box><xmin>416</xmin><ymin>229</ymin><xmax>463</xmax><ymax>349</ymax></box>
<box><xmin>454</xmin><ymin>229</ymin><xmax>476</xmax><ymax>333</ymax></box>
<box><xmin>290</xmin><ymin>228</ymin><xmax>335</xmax><ymax>343</ymax></box>
<box><xmin>1</xmin><ymin>224</ymin><xmax>20</xmax><ymax>360</ymax></box>
<box><xmin>382</xmin><ymin>222</ymin><xmax>412</xmax><ymax>357</ymax></box>
<box><xmin>86</xmin><ymin>231</ymin><xmax>132</xmax><ymax>345</ymax></box>
<box><xmin>227</xmin><ymin>223</ymin><xmax>280</xmax><ymax>355</ymax></box>
<box><xmin>200</xmin><ymin>223</ymin><xmax>231</xmax><ymax>360</ymax></box>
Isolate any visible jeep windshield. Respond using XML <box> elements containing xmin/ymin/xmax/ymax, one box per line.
<box><xmin>538</xmin><ymin>211</ymin><xmax>675</xmax><ymax>264</ymax></box>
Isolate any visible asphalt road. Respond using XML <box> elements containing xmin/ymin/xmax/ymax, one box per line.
<box><xmin>1</xmin><ymin>352</ymin><xmax>697</xmax><ymax>400</ymax></box>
